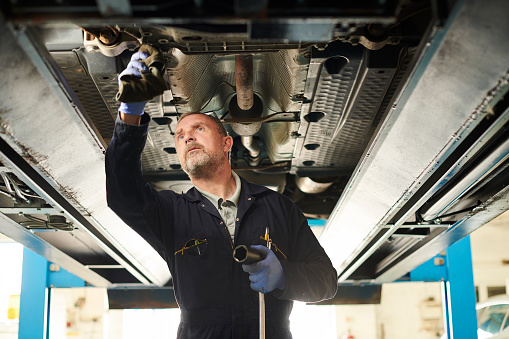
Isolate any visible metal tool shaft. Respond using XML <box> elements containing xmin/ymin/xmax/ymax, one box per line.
<box><xmin>260</xmin><ymin>227</ymin><xmax>271</xmax><ymax>339</ymax></box>
<box><xmin>259</xmin><ymin>291</ymin><xmax>265</xmax><ymax>339</ymax></box>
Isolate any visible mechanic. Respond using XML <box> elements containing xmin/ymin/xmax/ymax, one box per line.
<box><xmin>105</xmin><ymin>46</ymin><xmax>338</xmax><ymax>339</ymax></box>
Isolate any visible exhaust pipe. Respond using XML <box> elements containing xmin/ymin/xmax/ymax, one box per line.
<box><xmin>235</xmin><ymin>55</ymin><xmax>254</xmax><ymax>110</ymax></box>
<box><xmin>230</xmin><ymin>54</ymin><xmax>263</xmax><ymax>166</ymax></box>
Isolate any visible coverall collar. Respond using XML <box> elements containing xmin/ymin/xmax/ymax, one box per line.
<box><xmin>195</xmin><ymin>171</ymin><xmax>242</xmax><ymax>208</ymax></box>
<box><xmin>184</xmin><ymin>175</ymin><xmax>269</xmax><ymax>203</ymax></box>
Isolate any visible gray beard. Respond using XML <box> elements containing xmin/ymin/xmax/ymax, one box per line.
<box><xmin>183</xmin><ymin>150</ymin><xmax>224</xmax><ymax>180</ymax></box>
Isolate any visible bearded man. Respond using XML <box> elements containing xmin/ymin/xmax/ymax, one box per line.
<box><xmin>105</xmin><ymin>48</ymin><xmax>337</xmax><ymax>339</ymax></box>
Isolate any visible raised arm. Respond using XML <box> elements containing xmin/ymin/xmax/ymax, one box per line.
<box><xmin>105</xmin><ymin>45</ymin><xmax>171</xmax><ymax>257</ymax></box>
<box><xmin>105</xmin><ymin>114</ymin><xmax>171</xmax><ymax>257</ymax></box>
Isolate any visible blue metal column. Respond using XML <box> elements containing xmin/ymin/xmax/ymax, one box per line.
<box><xmin>19</xmin><ymin>247</ymin><xmax>50</xmax><ymax>339</ymax></box>
<box><xmin>408</xmin><ymin>235</ymin><xmax>477</xmax><ymax>339</ymax></box>
<box><xmin>18</xmin><ymin>247</ymin><xmax>86</xmax><ymax>339</ymax></box>
<box><xmin>442</xmin><ymin>236</ymin><xmax>478</xmax><ymax>339</ymax></box>
<box><xmin>308</xmin><ymin>219</ymin><xmax>327</xmax><ymax>227</ymax></box>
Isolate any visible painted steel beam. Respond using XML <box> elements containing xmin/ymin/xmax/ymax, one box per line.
<box><xmin>0</xmin><ymin>207</ymin><xmax>59</xmax><ymax>214</ymax></box>
<box><xmin>47</xmin><ymin>264</ymin><xmax>86</xmax><ymax>289</ymax></box>
<box><xmin>0</xmin><ymin>16</ymin><xmax>170</xmax><ymax>285</ymax></box>
<box><xmin>408</xmin><ymin>252</ymin><xmax>447</xmax><ymax>282</ymax></box>
<box><xmin>0</xmin><ymin>213</ymin><xmax>110</xmax><ymax>287</ymax></box>
<box><xmin>320</xmin><ymin>0</ymin><xmax>509</xmax><ymax>281</ymax></box>
<box><xmin>108</xmin><ymin>286</ymin><xmax>179</xmax><ymax>309</ymax></box>
<box><xmin>378</xmin><ymin>183</ymin><xmax>509</xmax><ymax>283</ymax></box>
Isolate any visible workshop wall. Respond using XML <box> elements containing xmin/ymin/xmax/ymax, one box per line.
<box><xmin>49</xmin><ymin>288</ymin><xmax>108</xmax><ymax>339</ymax></box>
<box><xmin>471</xmin><ymin>210</ymin><xmax>509</xmax><ymax>301</ymax></box>
<box><xmin>0</xmin><ymin>239</ymin><xmax>22</xmax><ymax>339</ymax></box>
<box><xmin>334</xmin><ymin>282</ymin><xmax>443</xmax><ymax>339</ymax></box>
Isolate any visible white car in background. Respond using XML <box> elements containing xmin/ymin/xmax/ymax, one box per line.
<box><xmin>476</xmin><ymin>295</ymin><xmax>509</xmax><ymax>339</ymax></box>
<box><xmin>442</xmin><ymin>295</ymin><xmax>509</xmax><ymax>339</ymax></box>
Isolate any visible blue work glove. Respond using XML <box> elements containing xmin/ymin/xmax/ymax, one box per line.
<box><xmin>118</xmin><ymin>101</ymin><xmax>147</xmax><ymax>116</ymax></box>
<box><xmin>242</xmin><ymin>245</ymin><xmax>285</xmax><ymax>294</ymax></box>
<box><xmin>117</xmin><ymin>51</ymin><xmax>150</xmax><ymax>116</ymax></box>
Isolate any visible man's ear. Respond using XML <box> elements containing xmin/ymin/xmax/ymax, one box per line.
<box><xmin>224</xmin><ymin>136</ymin><xmax>233</xmax><ymax>153</ymax></box>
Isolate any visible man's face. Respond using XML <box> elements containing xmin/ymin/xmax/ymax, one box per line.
<box><xmin>174</xmin><ymin>114</ymin><xmax>230</xmax><ymax>179</ymax></box>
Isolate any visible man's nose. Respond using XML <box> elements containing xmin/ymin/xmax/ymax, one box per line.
<box><xmin>184</xmin><ymin>133</ymin><xmax>195</xmax><ymax>143</ymax></box>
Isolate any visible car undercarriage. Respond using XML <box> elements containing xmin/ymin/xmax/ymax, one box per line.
<box><xmin>0</xmin><ymin>0</ymin><xmax>508</xmax><ymax>299</ymax></box>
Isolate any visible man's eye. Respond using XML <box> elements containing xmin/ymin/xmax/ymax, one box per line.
<box><xmin>178</xmin><ymin>135</ymin><xmax>184</xmax><ymax>140</ymax></box>
<box><xmin>197</xmin><ymin>127</ymin><xmax>204</xmax><ymax>132</ymax></box>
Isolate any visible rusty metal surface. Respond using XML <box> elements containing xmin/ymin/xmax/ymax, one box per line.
<box><xmin>293</xmin><ymin>43</ymin><xmax>400</xmax><ymax>175</ymax></box>
<box><xmin>44</xmin><ymin>25</ymin><xmax>404</xmax><ymax>183</ymax></box>
<box><xmin>51</xmin><ymin>51</ymin><xmax>115</xmax><ymax>146</ymax></box>
<box><xmin>1</xmin><ymin>0</ymin><xmax>508</xmax><ymax>290</ymax></box>
<box><xmin>320</xmin><ymin>0</ymin><xmax>509</xmax><ymax>282</ymax></box>
<box><xmin>235</xmin><ymin>54</ymin><xmax>254</xmax><ymax>111</ymax></box>
<box><xmin>0</xmin><ymin>19</ymin><xmax>171</xmax><ymax>286</ymax></box>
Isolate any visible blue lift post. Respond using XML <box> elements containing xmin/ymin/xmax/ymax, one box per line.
<box><xmin>308</xmin><ymin>219</ymin><xmax>327</xmax><ymax>227</ymax></box>
<box><xmin>18</xmin><ymin>247</ymin><xmax>85</xmax><ymax>339</ymax></box>
<box><xmin>409</xmin><ymin>236</ymin><xmax>478</xmax><ymax>339</ymax></box>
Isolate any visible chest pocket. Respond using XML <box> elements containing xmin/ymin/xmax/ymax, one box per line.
<box><xmin>174</xmin><ymin>237</ymin><xmax>208</xmax><ymax>257</ymax></box>
<box><xmin>173</xmin><ymin>216</ymin><xmax>212</xmax><ymax>259</ymax></box>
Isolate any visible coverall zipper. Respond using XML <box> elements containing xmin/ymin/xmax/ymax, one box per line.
<box><xmin>225</xmin><ymin>226</ymin><xmax>234</xmax><ymax>249</ymax></box>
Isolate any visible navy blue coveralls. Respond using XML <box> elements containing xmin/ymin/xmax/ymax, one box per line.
<box><xmin>105</xmin><ymin>114</ymin><xmax>338</xmax><ymax>339</ymax></box>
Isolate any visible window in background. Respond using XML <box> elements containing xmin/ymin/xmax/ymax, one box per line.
<box><xmin>488</xmin><ymin>286</ymin><xmax>506</xmax><ymax>298</ymax></box>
